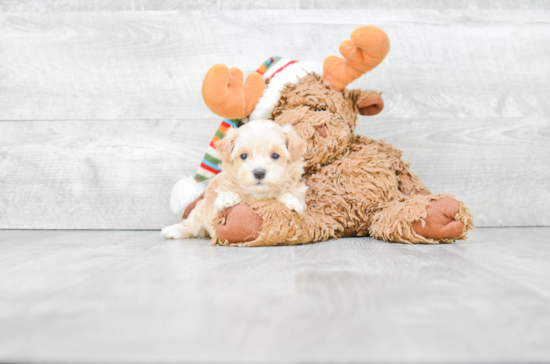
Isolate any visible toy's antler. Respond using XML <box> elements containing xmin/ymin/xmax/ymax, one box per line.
<box><xmin>323</xmin><ymin>26</ymin><xmax>390</xmax><ymax>91</ymax></box>
<box><xmin>202</xmin><ymin>65</ymin><xmax>266</xmax><ymax>119</ymax></box>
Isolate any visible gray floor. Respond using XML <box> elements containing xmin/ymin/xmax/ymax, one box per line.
<box><xmin>1</xmin><ymin>228</ymin><xmax>549</xmax><ymax>363</ymax></box>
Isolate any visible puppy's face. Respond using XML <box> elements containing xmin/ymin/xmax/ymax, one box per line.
<box><xmin>216</xmin><ymin>120</ymin><xmax>306</xmax><ymax>195</ymax></box>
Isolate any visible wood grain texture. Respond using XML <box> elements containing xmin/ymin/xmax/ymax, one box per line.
<box><xmin>3</xmin><ymin>0</ymin><xmax>550</xmax><ymax>12</ymax></box>
<box><xmin>0</xmin><ymin>119</ymin><xmax>217</xmax><ymax>229</ymax></box>
<box><xmin>1</xmin><ymin>9</ymin><xmax>549</xmax><ymax>229</ymax></box>
<box><xmin>0</xmin><ymin>10</ymin><xmax>549</xmax><ymax>120</ymax></box>
<box><xmin>1</xmin><ymin>117</ymin><xmax>548</xmax><ymax>229</ymax></box>
<box><xmin>0</xmin><ymin>228</ymin><xmax>549</xmax><ymax>362</ymax></box>
<box><xmin>361</xmin><ymin>117</ymin><xmax>550</xmax><ymax>227</ymax></box>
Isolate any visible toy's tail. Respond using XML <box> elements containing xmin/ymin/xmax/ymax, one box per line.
<box><xmin>169</xmin><ymin>176</ymin><xmax>207</xmax><ymax>217</ymax></box>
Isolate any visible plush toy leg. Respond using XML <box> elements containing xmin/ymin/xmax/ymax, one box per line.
<box><xmin>359</xmin><ymin>137</ymin><xmax>428</xmax><ymax>196</ymax></box>
<box><xmin>182</xmin><ymin>193</ymin><xmax>205</xmax><ymax>220</ymax></box>
<box><xmin>212</xmin><ymin>203</ymin><xmax>264</xmax><ymax>245</ymax></box>
<box><xmin>213</xmin><ymin>200</ymin><xmax>339</xmax><ymax>247</ymax></box>
<box><xmin>369</xmin><ymin>193</ymin><xmax>473</xmax><ymax>244</ymax></box>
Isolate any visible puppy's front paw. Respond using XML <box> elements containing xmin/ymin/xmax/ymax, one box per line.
<box><xmin>279</xmin><ymin>194</ymin><xmax>305</xmax><ymax>215</ymax></box>
<box><xmin>214</xmin><ymin>191</ymin><xmax>242</xmax><ymax>212</ymax></box>
<box><xmin>161</xmin><ymin>223</ymin><xmax>186</xmax><ymax>239</ymax></box>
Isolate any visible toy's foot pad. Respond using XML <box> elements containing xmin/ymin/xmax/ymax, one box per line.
<box><xmin>215</xmin><ymin>204</ymin><xmax>263</xmax><ymax>244</ymax></box>
<box><xmin>411</xmin><ymin>197</ymin><xmax>464</xmax><ymax>240</ymax></box>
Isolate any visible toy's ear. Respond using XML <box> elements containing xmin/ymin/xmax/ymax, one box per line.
<box><xmin>357</xmin><ymin>91</ymin><xmax>384</xmax><ymax>116</ymax></box>
<box><xmin>349</xmin><ymin>90</ymin><xmax>384</xmax><ymax>116</ymax></box>
<box><xmin>202</xmin><ymin>65</ymin><xmax>266</xmax><ymax>119</ymax></box>
<box><xmin>215</xmin><ymin>128</ymin><xmax>239</xmax><ymax>164</ymax></box>
<box><xmin>281</xmin><ymin>124</ymin><xmax>307</xmax><ymax>163</ymax></box>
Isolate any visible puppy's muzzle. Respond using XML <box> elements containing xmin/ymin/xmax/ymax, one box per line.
<box><xmin>253</xmin><ymin>168</ymin><xmax>266</xmax><ymax>180</ymax></box>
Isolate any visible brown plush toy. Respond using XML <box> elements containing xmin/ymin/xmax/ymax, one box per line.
<box><xmin>172</xmin><ymin>26</ymin><xmax>473</xmax><ymax>246</ymax></box>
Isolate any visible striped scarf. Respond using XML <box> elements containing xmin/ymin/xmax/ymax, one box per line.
<box><xmin>194</xmin><ymin>56</ymin><xmax>296</xmax><ymax>182</ymax></box>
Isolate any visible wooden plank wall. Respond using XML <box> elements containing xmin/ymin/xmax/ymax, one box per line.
<box><xmin>0</xmin><ymin>2</ymin><xmax>549</xmax><ymax>229</ymax></box>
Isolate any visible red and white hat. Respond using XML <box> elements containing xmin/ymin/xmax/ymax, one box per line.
<box><xmin>249</xmin><ymin>57</ymin><xmax>322</xmax><ymax>121</ymax></box>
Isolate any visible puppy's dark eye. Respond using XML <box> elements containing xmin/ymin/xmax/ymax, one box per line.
<box><xmin>271</xmin><ymin>153</ymin><xmax>280</xmax><ymax>160</ymax></box>
<box><xmin>315</xmin><ymin>108</ymin><xmax>325</xmax><ymax>112</ymax></box>
<box><xmin>240</xmin><ymin>154</ymin><xmax>248</xmax><ymax>160</ymax></box>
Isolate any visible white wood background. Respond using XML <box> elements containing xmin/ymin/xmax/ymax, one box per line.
<box><xmin>0</xmin><ymin>1</ymin><xmax>549</xmax><ymax>229</ymax></box>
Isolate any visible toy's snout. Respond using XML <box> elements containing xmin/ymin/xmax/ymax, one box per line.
<box><xmin>315</xmin><ymin>125</ymin><xmax>328</xmax><ymax>138</ymax></box>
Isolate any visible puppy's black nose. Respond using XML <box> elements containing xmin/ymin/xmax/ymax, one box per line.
<box><xmin>253</xmin><ymin>168</ymin><xmax>266</xmax><ymax>180</ymax></box>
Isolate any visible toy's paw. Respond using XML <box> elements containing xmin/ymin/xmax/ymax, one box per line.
<box><xmin>278</xmin><ymin>193</ymin><xmax>305</xmax><ymax>215</ymax></box>
<box><xmin>161</xmin><ymin>223</ymin><xmax>187</xmax><ymax>239</ymax></box>
<box><xmin>214</xmin><ymin>191</ymin><xmax>242</xmax><ymax>212</ymax></box>
<box><xmin>216</xmin><ymin>204</ymin><xmax>263</xmax><ymax>244</ymax></box>
<box><xmin>412</xmin><ymin>197</ymin><xmax>465</xmax><ymax>240</ymax></box>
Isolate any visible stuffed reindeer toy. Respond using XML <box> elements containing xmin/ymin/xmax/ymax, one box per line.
<box><xmin>168</xmin><ymin>25</ymin><xmax>473</xmax><ymax>246</ymax></box>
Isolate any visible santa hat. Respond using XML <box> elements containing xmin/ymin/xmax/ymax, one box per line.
<box><xmin>169</xmin><ymin>57</ymin><xmax>322</xmax><ymax>216</ymax></box>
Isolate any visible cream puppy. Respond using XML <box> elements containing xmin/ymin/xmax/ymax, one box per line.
<box><xmin>161</xmin><ymin>119</ymin><xmax>307</xmax><ymax>239</ymax></box>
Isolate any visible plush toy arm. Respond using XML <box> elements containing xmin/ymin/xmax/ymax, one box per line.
<box><xmin>202</xmin><ymin>64</ymin><xmax>266</xmax><ymax>119</ymax></box>
<box><xmin>212</xmin><ymin>201</ymin><xmax>340</xmax><ymax>247</ymax></box>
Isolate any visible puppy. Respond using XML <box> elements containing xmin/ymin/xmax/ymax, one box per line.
<box><xmin>161</xmin><ymin>119</ymin><xmax>308</xmax><ymax>239</ymax></box>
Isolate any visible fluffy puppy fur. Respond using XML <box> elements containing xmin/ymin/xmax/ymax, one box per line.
<box><xmin>161</xmin><ymin>119</ymin><xmax>307</xmax><ymax>239</ymax></box>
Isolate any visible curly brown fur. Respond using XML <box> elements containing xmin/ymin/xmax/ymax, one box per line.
<box><xmin>216</xmin><ymin>72</ymin><xmax>474</xmax><ymax>245</ymax></box>
<box><xmin>271</xmin><ymin>73</ymin><xmax>357</xmax><ymax>175</ymax></box>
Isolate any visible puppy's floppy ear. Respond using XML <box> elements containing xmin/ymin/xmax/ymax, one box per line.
<box><xmin>215</xmin><ymin>127</ymin><xmax>238</xmax><ymax>164</ymax></box>
<box><xmin>281</xmin><ymin>124</ymin><xmax>307</xmax><ymax>163</ymax></box>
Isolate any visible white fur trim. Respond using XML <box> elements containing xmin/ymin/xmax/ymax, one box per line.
<box><xmin>169</xmin><ymin>176</ymin><xmax>207</xmax><ymax>216</ymax></box>
<box><xmin>263</xmin><ymin>58</ymin><xmax>294</xmax><ymax>79</ymax></box>
<box><xmin>250</xmin><ymin>61</ymin><xmax>323</xmax><ymax>121</ymax></box>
